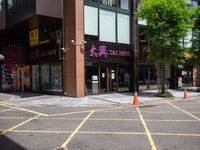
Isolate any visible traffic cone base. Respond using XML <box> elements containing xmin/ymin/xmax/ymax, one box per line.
<box><xmin>184</xmin><ymin>89</ymin><xmax>189</xmax><ymax>99</ymax></box>
<box><xmin>133</xmin><ymin>92</ymin><xmax>139</xmax><ymax>106</ymax></box>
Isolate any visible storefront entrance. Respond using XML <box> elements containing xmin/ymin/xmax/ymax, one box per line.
<box><xmin>99</xmin><ymin>65</ymin><xmax>117</xmax><ymax>93</ymax></box>
<box><xmin>85</xmin><ymin>64</ymin><xmax>130</xmax><ymax>94</ymax></box>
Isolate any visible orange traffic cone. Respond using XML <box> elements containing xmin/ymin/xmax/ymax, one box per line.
<box><xmin>133</xmin><ymin>92</ymin><xmax>139</xmax><ymax>106</ymax></box>
<box><xmin>184</xmin><ymin>89</ymin><xmax>189</xmax><ymax>99</ymax></box>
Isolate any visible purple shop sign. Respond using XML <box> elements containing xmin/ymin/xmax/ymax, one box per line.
<box><xmin>31</xmin><ymin>49</ymin><xmax>57</xmax><ymax>61</ymax></box>
<box><xmin>90</xmin><ymin>45</ymin><xmax>130</xmax><ymax>58</ymax></box>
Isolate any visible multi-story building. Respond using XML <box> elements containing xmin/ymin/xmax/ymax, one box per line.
<box><xmin>0</xmin><ymin>0</ymin><xmax>139</xmax><ymax>97</ymax></box>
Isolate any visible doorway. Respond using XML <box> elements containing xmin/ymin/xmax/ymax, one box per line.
<box><xmin>99</xmin><ymin>65</ymin><xmax>117</xmax><ymax>93</ymax></box>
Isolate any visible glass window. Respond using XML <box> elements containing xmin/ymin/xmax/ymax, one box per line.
<box><xmin>0</xmin><ymin>0</ymin><xmax>3</xmax><ymax>11</ymax></box>
<box><xmin>119</xmin><ymin>0</ymin><xmax>129</xmax><ymax>10</ymax></box>
<box><xmin>118</xmin><ymin>66</ymin><xmax>130</xmax><ymax>92</ymax></box>
<box><xmin>50</xmin><ymin>64</ymin><xmax>62</xmax><ymax>92</ymax></box>
<box><xmin>32</xmin><ymin>65</ymin><xmax>39</xmax><ymax>92</ymax></box>
<box><xmin>100</xmin><ymin>0</ymin><xmax>116</xmax><ymax>7</ymax></box>
<box><xmin>99</xmin><ymin>9</ymin><xmax>116</xmax><ymax>42</ymax></box>
<box><xmin>41</xmin><ymin>64</ymin><xmax>50</xmax><ymax>91</ymax></box>
<box><xmin>7</xmin><ymin>0</ymin><xmax>23</xmax><ymax>9</ymax></box>
<box><xmin>117</xmin><ymin>13</ymin><xmax>130</xmax><ymax>44</ymax></box>
<box><xmin>84</xmin><ymin>6</ymin><xmax>98</xmax><ymax>36</ymax></box>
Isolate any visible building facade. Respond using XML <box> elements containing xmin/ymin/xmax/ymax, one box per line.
<box><xmin>0</xmin><ymin>0</ymin><xmax>139</xmax><ymax>97</ymax></box>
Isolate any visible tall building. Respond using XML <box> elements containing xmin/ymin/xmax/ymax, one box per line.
<box><xmin>0</xmin><ymin>0</ymin><xmax>139</xmax><ymax>97</ymax></box>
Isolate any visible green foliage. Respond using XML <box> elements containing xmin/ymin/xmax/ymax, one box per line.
<box><xmin>155</xmin><ymin>91</ymin><xmax>174</xmax><ymax>98</ymax></box>
<box><xmin>137</xmin><ymin>0</ymin><xmax>192</xmax><ymax>65</ymax></box>
<box><xmin>192</xmin><ymin>6</ymin><xmax>200</xmax><ymax>64</ymax></box>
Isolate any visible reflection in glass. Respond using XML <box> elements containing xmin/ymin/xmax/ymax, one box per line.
<box><xmin>0</xmin><ymin>0</ymin><xmax>3</xmax><ymax>11</ymax></box>
<box><xmin>51</xmin><ymin>64</ymin><xmax>62</xmax><ymax>92</ymax></box>
<box><xmin>41</xmin><ymin>64</ymin><xmax>50</xmax><ymax>91</ymax></box>
<box><xmin>119</xmin><ymin>0</ymin><xmax>129</xmax><ymax>10</ymax></box>
<box><xmin>100</xmin><ymin>0</ymin><xmax>116</xmax><ymax>7</ymax></box>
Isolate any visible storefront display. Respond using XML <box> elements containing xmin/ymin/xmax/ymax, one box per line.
<box><xmin>51</xmin><ymin>64</ymin><xmax>62</xmax><ymax>92</ymax></box>
<box><xmin>23</xmin><ymin>65</ymin><xmax>31</xmax><ymax>91</ymax></box>
<box><xmin>40</xmin><ymin>64</ymin><xmax>62</xmax><ymax>92</ymax></box>
<box><xmin>41</xmin><ymin>64</ymin><xmax>50</xmax><ymax>91</ymax></box>
<box><xmin>1</xmin><ymin>65</ymin><xmax>19</xmax><ymax>92</ymax></box>
<box><xmin>32</xmin><ymin>65</ymin><xmax>39</xmax><ymax>92</ymax></box>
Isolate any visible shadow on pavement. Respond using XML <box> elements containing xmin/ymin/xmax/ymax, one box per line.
<box><xmin>0</xmin><ymin>134</ymin><xmax>27</xmax><ymax>150</ymax></box>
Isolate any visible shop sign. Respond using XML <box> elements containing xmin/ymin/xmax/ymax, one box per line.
<box><xmin>89</xmin><ymin>45</ymin><xmax>130</xmax><ymax>58</ymax></box>
<box><xmin>31</xmin><ymin>48</ymin><xmax>57</xmax><ymax>61</ymax></box>
<box><xmin>6</xmin><ymin>48</ymin><xmax>17</xmax><ymax>62</ymax></box>
<box><xmin>29</xmin><ymin>29</ymin><xmax>39</xmax><ymax>47</ymax></box>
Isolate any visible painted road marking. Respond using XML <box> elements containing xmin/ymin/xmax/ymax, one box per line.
<box><xmin>0</xmin><ymin>103</ymin><xmax>48</xmax><ymax>116</ymax></box>
<box><xmin>60</xmin><ymin>111</ymin><xmax>95</xmax><ymax>148</ymax></box>
<box><xmin>1</xmin><ymin>130</ymin><xmax>199</xmax><ymax>137</ymax></box>
<box><xmin>0</xmin><ymin>117</ymin><xmax>26</xmax><ymax>119</ymax></box>
<box><xmin>137</xmin><ymin>107</ymin><xmax>157</xmax><ymax>150</ymax></box>
<box><xmin>168</xmin><ymin>103</ymin><xmax>200</xmax><ymax>121</ymax></box>
<box><xmin>0</xmin><ymin>108</ymin><xmax>13</xmax><ymax>114</ymax></box>
<box><xmin>0</xmin><ymin>114</ymin><xmax>41</xmax><ymax>136</ymax></box>
<box><xmin>49</xmin><ymin>110</ymin><xmax>93</xmax><ymax>117</ymax></box>
<box><xmin>49</xmin><ymin>106</ymin><xmax>125</xmax><ymax>117</ymax></box>
<box><xmin>1</xmin><ymin>116</ymin><xmax>198</xmax><ymax>122</ymax></box>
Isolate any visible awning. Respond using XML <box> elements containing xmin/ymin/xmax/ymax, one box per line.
<box><xmin>0</xmin><ymin>54</ymin><xmax>5</xmax><ymax>60</ymax></box>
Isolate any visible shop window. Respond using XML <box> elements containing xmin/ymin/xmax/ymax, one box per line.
<box><xmin>84</xmin><ymin>6</ymin><xmax>98</xmax><ymax>36</ymax></box>
<box><xmin>119</xmin><ymin>0</ymin><xmax>129</xmax><ymax>10</ymax></box>
<box><xmin>100</xmin><ymin>0</ymin><xmax>116</xmax><ymax>7</ymax></box>
<box><xmin>118</xmin><ymin>66</ymin><xmax>130</xmax><ymax>92</ymax></box>
<box><xmin>32</xmin><ymin>65</ymin><xmax>39</xmax><ymax>92</ymax></box>
<box><xmin>0</xmin><ymin>0</ymin><xmax>3</xmax><ymax>11</ymax></box>
<box><xmin>50</xmin><ymin>64</ymin><xmax>62</xmax><ymax>92</ymax></box>
<box><xmin>99</xmin><ymin>9</ymin><xmax>116</xmax><ymax>42</ymax></box>
<box><xmin>117</xmin><ymin>13</ymin><xmax>130</xmax><ymax>44</ymax></box>
<box><xmin>41</xmin><ymin>64</ymin><xmax>50</xmax><ymax>91</ymax></box>
<box><xmin>7</xmin><ymin>0</ymin><xmax>23</xmax><ymax>9</ymax></box>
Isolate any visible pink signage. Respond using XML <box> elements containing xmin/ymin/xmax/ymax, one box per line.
<box><xmin>90</xmin><ymin>45</ymin><xmax>130</xmax><ymax>58</ymax></box>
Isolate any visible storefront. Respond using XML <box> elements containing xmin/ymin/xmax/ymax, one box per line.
<box><xmin>30</xmin><ymin>43</ymin><xmax>62</xmax><ymax>93</ymax></box>
<box><xmin>85</xmin><ymin>41</ymin><xmax>131</xmax><ymax>94</ymax></box>
<box><xmin>1</xmin><ymin>47</ymin><xmax>31</xmax><ymax>92</ymax></box>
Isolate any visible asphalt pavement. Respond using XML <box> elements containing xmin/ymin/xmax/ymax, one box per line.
<box><xmin>0</xmin><ymin>95</ymin><xmax>199</xmax><ymax>150</ymax></box>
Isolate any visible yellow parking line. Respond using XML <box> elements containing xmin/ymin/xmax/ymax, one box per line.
<box><xmin>60</xmin><ymin>111</ymin><xmax>95</xmax><ymax>148</ymax></box>
<box><xmin>168</xmin><ymin>103</ymin><xmax>200</xmax><ymax>121</ymax></box>
<box><xmin>145</xmin><ymin>119</ymin><xmax>198</xmax><ymax>122</ymax></box>
<box><xmin>0</xmin><ymin>117</ymin><xmax>26</xmax><ymax>119</ymax></box>
<box><xmin>0</xmin><ymin>114</ymin><xmax>41</xmax><ymax>136</ymax></box>
<box><xmin>152</xmin><ymin>132</ymin><xmax>200</xmax><ymax>137</ymax></box>
<box><xmin>49</xmin><ymin>106</ymin><xmax>125</xmax><ymax>117</ymax></box>
<box><xmin>0</xmin><ymin>108</ymin><xmax>13</xmax><ymax>114</ymax></box>
<box><xmin>137</xmin><ymin>107</ymin><xmax>157</xmax><ymax>150</ymax></box>
<box><xmin>1</xmin><ymin>130</ymin><xmax>200</xmax><ymax>137</ymax></box>
<box><xmin>49</xmin><ymin>110</ymin><xmax>92</xmax><ymax>117</ymax></box>
<box><xmin>0</xmin><ymin>103</ymin><xmax>48</xmax><ymax>116</ymax></box>
<box><xmin>9</xmin><ymin>129</ymin><xmax>72</xmax><ymax>134</ymax></box>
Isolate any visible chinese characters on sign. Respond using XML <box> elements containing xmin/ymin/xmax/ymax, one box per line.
<box><xmin>89</xmin><ymin>44</ymin><xmax>130</xmax><ymax>58</ymax></box>
<box><xmin>29</xmin><ymin>29</ymin><xmax>39</xmax><ymax>47</ymax></box>
<box><xmin>31</xmin><ymin>49</ymin><xmax>57</xmax><ymax>61</ymax></box>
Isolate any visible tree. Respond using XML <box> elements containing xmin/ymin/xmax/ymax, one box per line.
<box><xmin>137</xmin><ymin>0</ymin><xmax>192</xmax><ymax>94</ymax></box>
<box><xmin>192</xmin><ymin>6</ymin><xmax>200</xmax><ymax>63</ymax></box>
<box><xmin>192</xmin><ymin>6</ymin><xmax>200</xmax><ymax>88</ymax></box>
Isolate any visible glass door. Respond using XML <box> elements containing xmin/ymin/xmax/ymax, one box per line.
<box><xmin>109</xmin><ymin>66</ymin><xmax>117</xmax><ymax>92</ymax></box>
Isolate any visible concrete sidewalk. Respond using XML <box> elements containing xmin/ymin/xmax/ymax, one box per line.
<box><xmin>0</xmin><ymin>88</ymin><xmax>200</xmax><ymax>107</ymax></box>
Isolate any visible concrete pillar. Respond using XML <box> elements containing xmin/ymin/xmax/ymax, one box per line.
<box><xmin>63</xmin><ymin>0</ymin><xmax>84</xmax><ymax>97</ymax></box>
